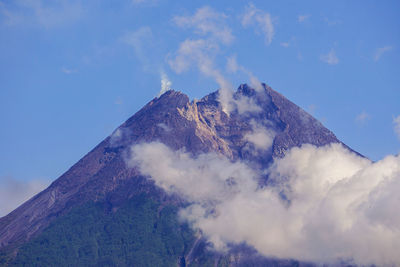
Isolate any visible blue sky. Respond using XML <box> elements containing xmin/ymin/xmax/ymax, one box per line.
<box><xmin>0</xmin><ymin>0</ymin><xmax>399</xmax><ymax>212</ymax></box>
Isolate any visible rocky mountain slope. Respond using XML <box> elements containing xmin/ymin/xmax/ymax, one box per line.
<box><xmin>0</xmin><ymin>84</ymin><xmax>352</xmax><ymax>266</ymax></box>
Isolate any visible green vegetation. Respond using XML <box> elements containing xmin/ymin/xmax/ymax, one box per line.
<box><xmin>11</xmin><ymin>195</ymin><xmax>195</xmax><ymax>267</ymax></box>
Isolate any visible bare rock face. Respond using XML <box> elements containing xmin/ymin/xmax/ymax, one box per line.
<box><xmin>0</xmin><ymin>84</ymin><xmax>346</xmax><ymax>256</ymax></box>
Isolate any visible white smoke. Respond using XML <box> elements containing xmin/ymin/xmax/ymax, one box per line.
<box><xmin>226</xmin><ymin>55</ymin><xmax>264</xmax><ymax>92</ymax></box>
<box><xmin>159</xmin><ymin>72</ymin><xmax>172</xmax><ymax>96</ymax></box>
<box><xmin>169</xmin><ymin>7</ymin><xmax>266</xmax><ymax>115</ymax></box>
<box><xmin>169</xmin><ymin>7</ymin><xmax>235</xmax><ymax>114</ymax></box>
<box><xmin>128</xmin><ymin>141</ymin><xmax>400</xmax><ymax>266</ymax></box>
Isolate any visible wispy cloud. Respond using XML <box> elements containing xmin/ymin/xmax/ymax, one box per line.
<box><xmin>131</xmin><ymin>0</ymin><xmax>160</xmax><ymax>6</ymax></box>
<box><xmin>320</xmin><ymin>49</ymin><xmax>339</xmax><ymax>65</ymax></box>
<box><xmin>0</xmin><ymin>176</ymin><xmax>50</xmax><ymax>217</ymax></box>
<box><xmin>61</xmin><ymin>67</ymin><xmax>77</xmax><ymax>74</ymax></box>
<box><xmin>307</xmin><ymin>104</ymin><xmax>317</xmax><ymax>115</ymax></box>
<box><xmin>241</xmin><ymin>3</ymin><xmax>274</xmax><ymax>45</ymax></box>
<box><xmin>173</xmin><ymin>6</ymin><xmax>234</xmax><ymax>45</ymax></box>
<box><xmin>280</xmin><ymin>42</ymin><xmax>289</xmax><ymax>48</ymax></box>
<box><xmin>169</xmin><ymin>7</ymin><xmax>235</xmax><ymax>113</ymax></box>
<box><xmin>121</xmin><ymin>26</ymin><xmax>159</xmax><ymax>71</ymax></box>
<box><xmin>324</xmin><ymin>17</ymin><xmax>341</xmax><ymax>26</ymax></box>
<box><xmin>225</xmin><ymin>55</ymin><xmax>263</xmax><ymax>93</ymax></box>
<box><xmin>394</xmin><ymin>115</ymin><xmax>400</xmax><ymax>140</ymax></box>
<box><xmin>297</xmin><ymin>14</ymin><xmax>310</xmax><ymax>23</ymax></box>
<box><xmin>114</xmin><ymin>97</ymin><xmax>123</xmax><ymax>105</ymax></box>
<box><xmin>0</xmin><ymin>0</ymin><xmax>82</xmax><ymax>28</ymax></box>
<box><xmin>355</xmin><ymin>111</ymin><xmax>370</xmax><ymax>124</ymax></box>
<box><xmin>374</xmin><ymin>46</ymin><xmax>393</xmax><ymax>61</ymax></box>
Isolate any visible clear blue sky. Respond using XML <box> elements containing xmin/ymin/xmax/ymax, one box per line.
<box><xmin>0</xmin><ymin>0</ymin><xmax>399</xmax><ymax>187</ymax></box>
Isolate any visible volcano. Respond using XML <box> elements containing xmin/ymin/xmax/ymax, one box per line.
<box><xmin>0</xmin><ymin>84</ymin><xmax>357</xmax><ymax>266</ymax></box>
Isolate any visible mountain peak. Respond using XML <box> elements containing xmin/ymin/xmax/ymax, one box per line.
<box><xmin>0</xmin><ymin>83</ymin><xmax>354</xmax><ymax>265</ymax></box>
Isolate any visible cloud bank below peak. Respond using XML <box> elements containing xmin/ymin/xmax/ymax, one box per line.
<box><xmin>127</xmin><ymin>141</ymin><xmax>400</xmax><ymax>266</ymax></box>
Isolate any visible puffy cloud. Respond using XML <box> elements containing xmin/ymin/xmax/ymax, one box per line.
<box><xmin>128</xmin><ymin>141</ymin><xmax>400</xmax><ymax>266</ymax></box>
<box><xmin>241</xmin><ymin>3</ymin><xmax>274</xmax><ymax>45</ymax></box>
<box><xmin>320</xmin><ymin>49</ymin><xmax>339</xmax><ymax>65</ymax></box>
<box><xmin>0</xmin><ymin>176</ymin><xmax>50</xmax><ymax>217</ymax></box>
<box><xmin>127</xmin><ymin>142</ymin><xmax>258</xmax><ymax>203</ymax></box>
<box><xmin>374</xmin><ymin>46</ymin><xmax>393</xmax><ymax>61</ymax></box>
<box><xmin>393</xmin><ymin>115</ymin><xmax>400</xmax><ymax>140</ymax></box>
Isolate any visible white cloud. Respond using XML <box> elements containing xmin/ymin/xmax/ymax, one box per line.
<box><xmin>127</xmin><ymin>142</ymin><xmax>258</xmax><ymax>204</ymax></box>
<box><xmin>393</xmin><ymin>115</ymin><xmax>400</xmax><ymax>140</ymax></box>
<box><xmin>355</xmin><ymin>111</ymin><xmax>370</xmax><ymax>124</ymax></box>
<box><xmin>173</xmin><ymin>6</ymin><xmax>233</xmax><ymax>45</ymax></box>
<box><xmin>241</xmin><ymin>3</ymin><xmax>274</xmax><ymax>45</ymax></box>
<box><xmin>0</xmin><ymin>176</ymin><xmax>50</xmax><ymax>217</ymax></box>
<box><xmin>244</xmin><ymin>120</ymin><xmax>275</xmax><ymax>151</ymax></box>
<box><xmin>128</xmin><ymin>141</ymin><xmax>400</xmax><ymax>266</ymax></box>
<box><xmin>374</xmin><ymin>46</ymin><xmax>393</xmax><ymax>61</ymax></box>
<box><xmin>297</xmin><ymin>14</ymin><xmax>310</xmax><ymax>23</ymax></box>
<box><xmin>320</xmin><ymin>49</ymin><xmax>339</xmax><ymax>65</ymax></box>
<box><xmin>159</xmin><ymin>72</ymin><xmax>172</xmax><ymax>96</ymax></box>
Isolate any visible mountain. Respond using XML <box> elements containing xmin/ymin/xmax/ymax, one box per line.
<box><xmin>0</xmin><ymin>84</ymin><xmax>354</xmax><ymax>266</ymax></box>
